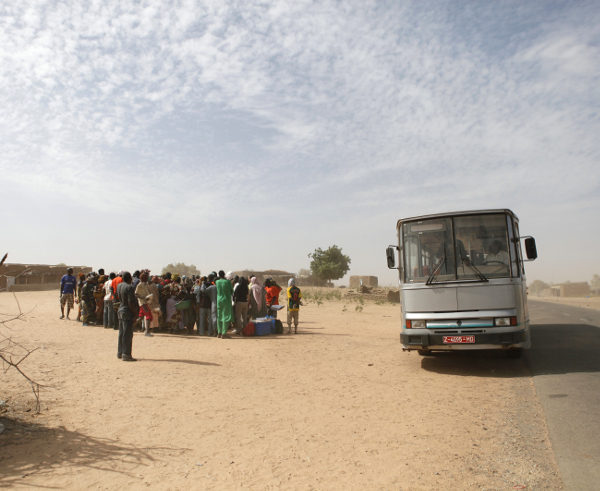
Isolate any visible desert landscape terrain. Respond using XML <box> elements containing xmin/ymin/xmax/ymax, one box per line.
<box><xmin>528</xmin><ymin>296</ymin><xmax>600</xmax><ymax>312</ymax></box>
<box><xmin>1</xmin><ymin>289</ymin><xmax>563</xmax><ymax>490</ymax></box>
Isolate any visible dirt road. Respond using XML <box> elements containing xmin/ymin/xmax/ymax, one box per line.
<box><xmin>0</xmin><ymin>291</ymin><xmax>562</xmax><ymax>489</ymax></box>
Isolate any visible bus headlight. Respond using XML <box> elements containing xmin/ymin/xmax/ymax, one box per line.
<box><xmin>412</xmin><ymin>320</ymin><xmax>426</xmax><ymax>329</ymax></box>
<box><xmin>495</xmin><ymin>317</ymin><xmax>517</xmax><ymax>326</ymax></box>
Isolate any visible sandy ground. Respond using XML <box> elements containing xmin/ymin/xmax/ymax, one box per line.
<box><xmin>0</xmin><ymin>290</ymin><xmax>562</xmax><ymax>490</ymax></box>
<box><xmin>529</xmin><ymin>295</ymin><xmax>600</xmax><ymax>311</ymax></box>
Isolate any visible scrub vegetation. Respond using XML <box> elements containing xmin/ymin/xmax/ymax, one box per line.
<box><xmin>161</xmin><ymin>262</ymin><xmax>201</xmax><ymax>277</ymax></box>
<box><xmin>300</xmin><ymin>287</ymin><xmax>398</xmax><ymax>314</ymax></box>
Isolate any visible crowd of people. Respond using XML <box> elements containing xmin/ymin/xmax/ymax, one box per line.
<box><xmin>59</xmin><ymin>268</ymin><xmax>303</xmax><ymax>361</ymax></box>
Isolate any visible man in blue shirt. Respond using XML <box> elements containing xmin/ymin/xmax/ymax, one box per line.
<box><xmin>60</xmin><ymin>268</ymin><xmax>77</xmax><ymax>320</ymax></box>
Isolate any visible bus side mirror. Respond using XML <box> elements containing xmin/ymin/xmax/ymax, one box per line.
<box><xmin>524</xmin><ymin>237</ymin><xmax>537</xmax><ymax>260</ymax></box>
<box><xmin>386</xmin><ymin>246</ymin><xmax>397</xmax><ymax>269</ymax></box>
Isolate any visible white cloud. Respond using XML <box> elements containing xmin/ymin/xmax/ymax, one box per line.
<box><xmin>1</xmin><ymin>0</ymin><xmax>599</xmax><ymax>281</ymax></box>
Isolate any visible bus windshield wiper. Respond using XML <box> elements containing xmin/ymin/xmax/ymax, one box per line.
<box><xmin>426</xmin><ymin>256</ymin><xmax>446</xmax><ymax>285</ymax></box>
<box><xmin>459</xmin><ymin>254</ymin><xmax>489</xmax><ymax>282</ymax></box>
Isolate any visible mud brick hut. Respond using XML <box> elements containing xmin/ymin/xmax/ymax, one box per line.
<box><xmin>542</xmin><ymin>287</ymin><xmax>560</xmax><ymax>297</ymax></box>
<box><xmin>235</xmin><ymin>270</ymin><xmax>295</xmax><ymax>286</ymax></box>
<box><xmin>349</xmin><ymin>276</ymin><xmax>378</xmax><ymax>289</ymax></box>
<box><xmin>560</xmin><ymin>282</ymin><xmax>590</xmax><ymax>297</ymax></box>
<box><xmin>0</xmin><ymin>263</ymin><xmax>92</xmax><ymax>292</ymax></box>
<box><xmin>235</xmin><ymin>270</ymin><xmax>327</xmax><ymax>287</ymax></box>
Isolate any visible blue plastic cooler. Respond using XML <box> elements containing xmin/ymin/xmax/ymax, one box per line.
<box><xmin>254</xmin><ymin>320</ymin><xmax>273</xmax><ymax>336</ymax></box>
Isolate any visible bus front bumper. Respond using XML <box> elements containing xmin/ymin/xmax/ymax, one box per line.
<box><xmin>400</xmin><ymin>330</ymin><xmax>528</xmax><ymax>350</ymax></box>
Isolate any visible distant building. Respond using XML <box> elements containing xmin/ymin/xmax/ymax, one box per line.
<box><xmin>349</xmin><ymin>276</ymin><xmax>378</xmax><ymax>289</ymax></box>
<box><xmin>235</xmin><ymin>270</ymin><xmax>328</xmax><ymax>287</ymax></box>
<box><xmin>0</xmin><ymin>263</ymin><xmax>92</xmax><ymax>292</ymax></box>
<box><xmin>560</xmin><ymin>282</ymin><xmax>590</xmax><ymax>298</ymax></box>
<box><xmin>235</xmin><ymin>270</ymin><xmax>295</xmax><ymax>286</ymax></box>
<box><xmin>542</xmin><ymin>287</ymin><xmax>560</xmax><ymax>297</ymax></box>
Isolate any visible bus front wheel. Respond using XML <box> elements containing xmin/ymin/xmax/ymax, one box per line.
<box><xmin>418</xmin><ymin>349</ymin><xmax>433</xmax><ymax>356</ymax></box>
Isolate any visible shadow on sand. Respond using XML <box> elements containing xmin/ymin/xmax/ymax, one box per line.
<box><xmin>142</xmin><ymin>358</ymin><xmax>221</xmax><ymax>366</ymax></box>
<box><xmin>419</xmin><ymin>349</ymin><xmax>529</xmax><ymax>378</ymax></box>
<box><xmin>0</xmin><ymin>418</ymin><xmax>189</xmax><ymax>488</ymax></box>
<box><xmin>418</xmin><ymin>323</ymin><xmax>600</xmax><ymax>378</ymax></box>
<box><xmin>525</xmin><ymin>323</ymin><xmax>600</xmax><ymax>376</ymax></box>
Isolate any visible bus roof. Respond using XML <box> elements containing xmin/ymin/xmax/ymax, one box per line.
<box><xmin>396</xmin><ymin>209</ymin><xmax>518</xmax><ymax>229</ymax></box>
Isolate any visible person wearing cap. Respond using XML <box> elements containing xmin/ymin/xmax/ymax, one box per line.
<box><xmin>59</xmin><ymin>267</ymin><xmax>77</xmax><ymax>320</ymax></box>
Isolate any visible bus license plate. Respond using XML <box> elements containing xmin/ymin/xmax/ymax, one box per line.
<box><xmin>443</xmin><ymin>335</ymin><xmax>475</xmax><ymax>344</ymax></box>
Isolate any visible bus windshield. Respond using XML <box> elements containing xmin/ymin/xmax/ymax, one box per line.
<box><xmin>402</xmin><ymin>213</ymin><xmax>513</xmax><ymax>283</ymax></box>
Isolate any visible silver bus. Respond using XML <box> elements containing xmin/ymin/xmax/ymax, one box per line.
<box><xmin>386</xmin><ymin>209</ymin><xmax>537</xmax><ymax>358</ymax></box>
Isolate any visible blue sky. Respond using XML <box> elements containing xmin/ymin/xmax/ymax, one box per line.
<box><xmin>1</xmin><ymin>0</ymin><xmax>599</xmax><ymax>285</ymax></box>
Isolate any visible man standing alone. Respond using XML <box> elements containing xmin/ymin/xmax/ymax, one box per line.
<box><xmin>60</xmin><ymin>267</ymin><xmax>77</xmax><ymax>320</ymax></box>
<box><xmin>117</xmin><ymin>272</ymin><xmax>138</xmax><ymax>361</ymax></box>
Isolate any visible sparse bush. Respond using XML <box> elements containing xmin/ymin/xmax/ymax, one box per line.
<box><xmin>529</xmin><ymin>280</ymin><xmax>550</xmax><ymax>296</ymax></box>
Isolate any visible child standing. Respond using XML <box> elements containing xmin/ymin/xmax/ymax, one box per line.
<box><xmin>286</xmin><ymin>278</ymin><xmax>302</xmax><ymax>334</ymax></box>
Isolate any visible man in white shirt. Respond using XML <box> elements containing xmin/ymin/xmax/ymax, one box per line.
<box><xmin>103</xmin><ymin>273</ymin><xmax>116</xmax><ymax>329</ymax></box>
<box><xmin>485</xmin><ymin>240</ymin><xmax>509</xmax><ymax>265</ymax></box>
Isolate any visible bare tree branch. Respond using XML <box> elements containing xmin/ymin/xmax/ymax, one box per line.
<box><xmin>1</xmin><ymin>287</ymin><xmax>43</xmax><ymax>412</ymax></box>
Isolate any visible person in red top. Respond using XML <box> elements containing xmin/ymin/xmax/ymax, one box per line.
<box><xmin>110</xmin><ymin>271</ymin><xmax>124</xmax><ymax>330</ymax></box>
<box><xmin>264</xmin><ymin>278</ymin><xmax>282</xmax><ymax>319</ymax></box>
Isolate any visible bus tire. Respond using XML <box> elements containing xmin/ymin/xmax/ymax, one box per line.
<box><xmin>506</xmin><ymin>348</ymin><xmax>523</xmax><ymax>359</ymax></box>
<box><xmin>417</xmin><ymin>349</ymin><xmax>433</xmax><ymax>356</ymax></box>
